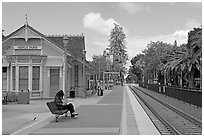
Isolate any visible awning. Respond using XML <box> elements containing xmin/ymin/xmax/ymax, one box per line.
<box><xmin>45</xmin><ymin>59</ymin><xmax>63</xmax><ymax>67</ymax></box>
<box><xmin>45</xmin><ymin>59</ymin><xmax>72</xmax><ymax>68</ymax></box>
<box><xmin>76</xmin><ymin>58</ymin><xmax>90</xmax><ymax>67</ymax></box>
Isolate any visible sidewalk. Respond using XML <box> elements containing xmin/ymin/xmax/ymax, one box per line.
<box><xmin>2</xmin><ymin>99</ymin><xmax>52</xmax><ymax>135</ymax></box>
<box><xmin>2</xmin><ymin>85</ymin><xmax>160</xmax><ymax>135</ymax></box>
<box><xmin>2</xmin><ymin>89</ymin><xmax>113</xmax><ymax>135</ymax></box>
<box><xmin>28</xmin><ymin>87</ymin><xmax>123</xmax><ymax>135</ymax></box>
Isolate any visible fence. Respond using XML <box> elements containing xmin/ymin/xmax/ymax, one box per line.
<box><xmin>139</xmin><ymin>82</ymin><xmax>202</xmax><ymax>107</ymax></box>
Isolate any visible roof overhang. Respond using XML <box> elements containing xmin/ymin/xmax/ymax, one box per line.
<box><xmin>45</xmin><ymin>59</ymin><xmax>72</xmax><ymax>68</ymax></box>
<box><xmin>75</xmin><ymin>58</ymin><xmax>90</xmax><ymax>67</ymax></box>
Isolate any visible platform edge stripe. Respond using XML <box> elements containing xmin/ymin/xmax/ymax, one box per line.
<box><xmin>125</xmin><ymin>85</ymin><xmax>160</xmax><ymax>135</ymax></box>
<box><xmin>120</xmin><ymin>86</ymin><xmax>127</xmax><ymax>135</ymax></box>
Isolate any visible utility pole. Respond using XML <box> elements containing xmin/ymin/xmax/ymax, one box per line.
<box><xmin>98</xmin><ymin>60</ymin><xmax>100</xmax><ymax>82</ymax></box>
<box><xmin>82</xmin><ymin>50</ymin><xmax>86</xmax><ymax>98</ymax></box>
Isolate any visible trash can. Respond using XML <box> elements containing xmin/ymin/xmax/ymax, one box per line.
<box><xmin>97</xmin><ymin>88</ymin><xmax>103</xmax><ymax>96</ymax></box>
<box><xmin>70</xmin><ymin>88</ymin><xmax>75</xmax><ymax>98</ymax></box>
<box><xmin>18</xmin><ymin>92</ymin><xmax>30</xmax><ymax>104</ymax></box>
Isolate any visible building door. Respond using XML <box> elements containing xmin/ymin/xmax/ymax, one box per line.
<box><xmin>2</xmin><ymin>67</ymin><xmax>7</xmax><ymax>91</ymax></box>
<box><xmin>19</xmin><ymin>66</ymin><xmax>29</xmax><ymax>91</ymax></box>
<box><xmin>50</xmin><ymin>68</ymin><xmax>59</xmax><ymax>97</ymax></box>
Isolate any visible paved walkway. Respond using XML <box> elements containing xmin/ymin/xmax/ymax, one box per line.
<box><xmin>2</xmin><ymin>85</ymin><xmax>160</xmax><ymax>135</ymax></box>
<box><xmin>29</xmin><ymin>87</ymin><xmax>122</xmax><ymax>135</ymax></box>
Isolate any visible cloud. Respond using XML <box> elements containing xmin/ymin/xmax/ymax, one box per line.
<box><xmin>83</xmin><ymin>12</ymin><xmax>129</xmax><ymax>61</ymax></box>
<box><xmin>86</xmin><ymin>38</ymin><xmax>109</xmax><ymax>61</ymax></box>
<box><xmin>172</xmin><ymin>30</ymin><xmax>189</xmax><ymax>38</ymax></box>
<box><xmin>186</xmin><ymin>18</ymin><xmax>201</xmax><ymax>29</ymax></box>
<box><xmin>83</xmin><ymin>12</ymin><xmax>117</xmax><ymax>36</ymax></box>
<box><xmin>118</xmin><ymin>2</ymin><xmax>151</xmax><ymax>14</ymax></box>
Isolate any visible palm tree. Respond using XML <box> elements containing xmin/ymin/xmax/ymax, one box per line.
<box><xmin>187</xmin><ymin>27</ymin><xmax>202</xmax><ymax>88</ymax></box>
<box><xmin>159</xmin><ymin>27</ymin><xmax>202</xmax><ymax>88</ymax></box>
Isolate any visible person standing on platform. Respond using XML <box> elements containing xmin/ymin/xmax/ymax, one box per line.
<box><xmin>97</xmin><ymin>82</ymin><xmax>103</xmax><ymax>96</ymax></box>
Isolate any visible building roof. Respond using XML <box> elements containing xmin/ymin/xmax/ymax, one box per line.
<box><xmin>46</xmin><ymin>34</ymin><xmax>85</xmax><ymax>59</ymax></box>
<box><xmin>2</xmin><ymin>23</ymin><xmax>86</xmax><ymax>59</ymax></box>
<box><xmin>3</xmin><ymin>24</ymin><xmax>26</xmax><ymax>42</ymax></box>
<box><xmin>2</xmin><ymin>23</ymin><xmax>91</xmax><ymax>67</ymax></box>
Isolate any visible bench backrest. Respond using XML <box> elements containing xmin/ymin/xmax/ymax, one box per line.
<box><xmin>46</xmin><ymin>101</ymin><xmax>58</xmax><ymax>114</ymax></box>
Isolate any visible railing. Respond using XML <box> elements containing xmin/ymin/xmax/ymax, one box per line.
<box><xmin>138</xmin><ymin>82</ymin><xmax>202</xmax><ymax>107</ymax></box>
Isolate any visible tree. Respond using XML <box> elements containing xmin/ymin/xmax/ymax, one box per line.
<box><xmin>165</xmin><ymin>27</ymin><xmax>202</xmax><ymax>88</ymax></box>
<box><xmin>142</xmin><ymin>41</ymin><xmax>173</xmax><ymax>83</ymax></box>
<box><xmin>187</xmin><ymin>27</ymin><xmax>202</xmax><ymax>74</ymax></box>
<box><xmin>129</xmin><ymin>54</ymin><xmax>144</xmax><ymax>82</ymax></box>
<box><xmin>148</xmin><ymin>27</ymin><xmax>202</xmax><ymax>88</ymax></box>
<box><xmin>109</xmin><ymin>23</ymin><xmax>128</xmax><ymax>70</ymax></box>
<box><xmin>109</xmin><ymin>23</ymin><xmax>128</xmax><ymax>85</ymax></box>
<box><xmin>128</xmin><ymin>27</ymin><xmax>202</xmax><ymax>89</ymax></box>
<box><xmin>90</xmin><ymin>54</ymin><xmax>109</xmax><ymax>81</ymax></box>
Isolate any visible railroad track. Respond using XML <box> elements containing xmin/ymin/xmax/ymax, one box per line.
<box><xmin>128</xmin><ymin>85</ymin><xmax>202</xmax><ymax>135</ymax></box>
<box><xmin>128</xmin><ymin>85</ymin><xmax>179</xmax><ymax>135</ymax></box>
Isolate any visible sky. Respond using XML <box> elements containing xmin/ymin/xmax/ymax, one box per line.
<box><xmin>2</xmin><ymin>1</ymin><xmax>202</xmax><ymax>69</ymax></box>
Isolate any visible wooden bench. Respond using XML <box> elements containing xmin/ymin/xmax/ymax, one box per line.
<box><xmin>46</xmin><ymin>101</ymin><xmax>69</xmax><ymax>122</ymax></box>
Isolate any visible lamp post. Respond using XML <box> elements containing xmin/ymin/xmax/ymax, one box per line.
<box><xmin>82</xmin><ymin>50</ymin><xmax>86</xmax><ymax>98</ymax></box>
<box><xmin>63</xmin><ymin>36</ymin><xmax>69</xmax><ymax>103</ymax></box>
<box><xmin>104</xmin><ymin>47</ymin><xmax>110</xmax><ymax>89</ymax></box>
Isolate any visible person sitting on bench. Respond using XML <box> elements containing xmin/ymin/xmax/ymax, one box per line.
<box><xmin>54</xmin><ymin>90</ymin><xmax>78</xmax><ymax>118</ymax></box>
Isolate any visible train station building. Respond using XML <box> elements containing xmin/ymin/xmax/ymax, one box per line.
<box><xmin>2</xmin><ymin>22</ymin><xmax>91</xmax><ymax>99</ymax></box>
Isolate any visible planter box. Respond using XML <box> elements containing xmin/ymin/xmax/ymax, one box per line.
<box><xmin>7</xmin><ymin>92</ymin><xmax>18</xmax><ymax>102</ymax></box>
<box><xmin>18</xmin><ymin>92</ymin><xmax>30</xmax><ymax>104</ymax></box>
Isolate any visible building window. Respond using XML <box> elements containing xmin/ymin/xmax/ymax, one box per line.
<box><xmin>19</xmin><ymin>66</ymin><xmax>28</xmax><ymax>91</ymax></box>
<box><xmin>12</xmin><ymin>66</ymin><xmax>16</xmax><ymax>90</ymax></box>
<box><xmin>2</xmin><ymin>67</ymin><xmax>7</xmax><ymax>90</ymax></box>
<box><xmin>74</xmin><ymin>65</ymin><xmax>79</xmax><ymax>86</ymax></box>
<box><xmin>32</xmin><ymin>66</ymin><xmax>40</xmax><ymax>90</ymax></box>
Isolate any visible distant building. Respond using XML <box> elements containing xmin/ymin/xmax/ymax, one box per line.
<box><xmin>2</xmin><ymin>22</ymin><xmax>90</xmax><ymax>99</ymax></box>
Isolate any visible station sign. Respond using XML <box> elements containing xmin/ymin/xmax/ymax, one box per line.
<box><xmin>14</xmin><ymin>45</ymin><xmax>42</xmax><ymax>50</ymax></box>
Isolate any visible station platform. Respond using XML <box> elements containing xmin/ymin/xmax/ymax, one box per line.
<box><xmin>3</xmin><ymin>85</ymin><xmax>160</xmax><ymax>135</ymax></box>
